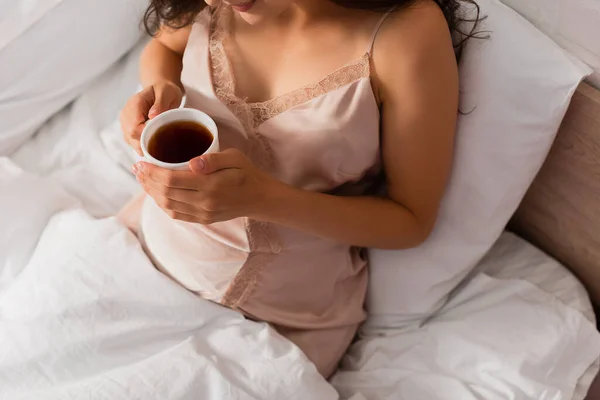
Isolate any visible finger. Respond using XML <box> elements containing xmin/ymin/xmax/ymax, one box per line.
<box><xmin>123</xmin><ymin>126</ymin><xmax>143</xmax><ymax>155</ymax></box>
<box><xmin>130</xmin><ymin>122</ymin><xmax>145</xmax><ymax>142</ymax></box>
<box><xmin>143</xmin><ymin>185</ymin><xmax>199</xmax><ymax>215</ymax></box>
<box><xmin>131</xmin><ymin>139</ymin><xmax>143</xmax><ymax>156</ymax></box>
<box><xmin>161</xmin><ymin>207</ymin><xmax>204</xmax><ymax>224</ymax></box>
<box><xmin>137</xmin><ymin>162</ymin><xmax>203</xmax><ymax>190</ymax></box>
<box><xmin>147</xmin><ymin>194</ymin><xmax>210</xmax><ymax>224</ymax></box>
<box><xmin>169</xmin><ymin>211</ymin><xmax>204</xmax><ymax>224</ymax></box>
<box><xmin>121</xmin><ymin>114</ymin><xmax>145</xmax><ymax>150</ymax></box>
<box><xmin>189</xmin><ymin>148</ymin><xmax>246</xmax><ymax>174</ymax></box>
<box><xmin>138</xmin><ymin>175</ymin><xmax>199</xmax><ymax>203</ymax></box>
<box><xmin>148</xmin><ymin>87</ymin><xmax>179</xmax><ymax>119</ymax></box>
<box><xmin>166</xmin><ymin>210</ymin><xmax>214</xmax><ymax>225</ymax></box>
<box><xmin>124</xmin><ymin>88</ymin><xmax>154</xmax><ymax>133</ymax></box>
<box><xmin>121</xmin><ymin>111</ymin><xmax>145</xmax><ymax>139</ymax></box>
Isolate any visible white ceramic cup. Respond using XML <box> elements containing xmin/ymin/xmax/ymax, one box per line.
<box><xmin>140</xmin><ymin>108</ymin><xmax>219</xmax><ymax>170</ymax></box>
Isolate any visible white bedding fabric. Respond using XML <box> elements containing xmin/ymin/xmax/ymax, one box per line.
<box><xmin>0</xmin><ymin>0</ymin><xmax>145</xmax><ymax>155</ymax></box>
<box><xmin>2</xmin><ymin>43</ymin><xmax>600</xmax><ymax>399</ymax></box>
<box><xmin>500</xmin><ymin>0</ymin><xmax>600</xmax><ymax>87</ymax></box>
<box><xmin>0</xmin><ymin>0</ymin><xmax>65</xmax><ymax>51</ymax></box>
<box><xmin>333</xmin><ymin>233</ymin><xmax>600</xmax><ymax>400</ymax></box>
<box><xmin>0</xmin><ymin>171</ymin><xmax>335</xmax><ymax>399</ymax></box>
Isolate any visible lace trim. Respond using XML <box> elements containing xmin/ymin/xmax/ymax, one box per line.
<box><xmin>244</xmin><ymin>55</ymin><xmax>370</xmax><ymax>127</ymax></box>
<box><xmin>209</xmin><ymin>5</ymin><xmax>371</xmax><ymax>130</ymax></box>
<box><xmin>210</xmin><ymin>6</ymin><xmax>369</xmax><ymax>308</ymax></box>
<box><xmin>221</xmin><ymin>219</ymin><xmax>282</xmax><ymax>308</ymax></box>
<box><xmin>210</xmin><ymin>7</ymin><xmax>246</xmax><ymax>127</ymax></box>
<box><xmin>209</xmin><ymin>8</ymin><xmax>282</xmax><ymax>308</ymax></box>
<box><xmin>209</xmin><ymin>6</ymin><xmax>275</xmax><ymax>172</ymax></box>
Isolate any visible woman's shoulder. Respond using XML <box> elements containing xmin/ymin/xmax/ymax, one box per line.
<box><xmin>374</xmin><ymin>1</ymin><xmax>454</xmax><ymax>65</ymax></box>
<box><xmin>371</xmin><ymin>1</ymin><xmax>458</xmax><ymax>99</ymax></box>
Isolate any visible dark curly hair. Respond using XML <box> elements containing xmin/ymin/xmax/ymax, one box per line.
<box><xmin>144</xmin><ymin>0</ymin><xmax>484</xmax><ymax>60</ymax></box>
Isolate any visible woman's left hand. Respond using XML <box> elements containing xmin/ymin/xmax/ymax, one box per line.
<box><xmin>132</xmin><ymin>149</ymin><xmax>277</xmax><ymax>224</ymax></box>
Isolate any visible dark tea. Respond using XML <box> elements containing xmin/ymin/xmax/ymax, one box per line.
<box><xmin>147</xmin><ymin>120</ymin><xmax>214</xmax><ymax>164</ymax></box>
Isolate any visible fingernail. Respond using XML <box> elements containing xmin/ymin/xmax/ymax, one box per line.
<box><xmin>132</xmin><ymin>164</ymin><xmax>139</xmax><ymax>175</ymax></box>
<box><xmin>191</xmin><ymin>157</ymin><xmax>205</xmax><ymax>171</ymax></box>
<box><xmin>148</xmin><ymin>107</ymin><xmax>158</xmax><ymax>118</ymax></box>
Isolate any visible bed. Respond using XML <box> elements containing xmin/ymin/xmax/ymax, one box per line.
<box><xmin>510</xmin><ymin>82</ymin><xmax>600</xmax><ymax>400</ymax></box>
<box><xmin>1</xmin><ymin>0</ymin><xmax>600</xmax><ymax>399</ymax></box>
<box><xmin>329</xmin><ymin>81</ymin><xmax>600</xmax><ymax>400</ymax></box>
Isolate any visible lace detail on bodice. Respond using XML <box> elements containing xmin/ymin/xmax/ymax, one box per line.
<box><xmin>206</xmin><ymin>6</ymin><xmax>374</xmax><ymax>310</ymax></box>
<box><xmin>243</xmin><ymin>56</ymin><xmax>370</xmax><ymax>127</ymax></box>
<box><xmin>208</xmin><ymin>6</ymin><xmax>372</xmax><ymax>131</ymax></box>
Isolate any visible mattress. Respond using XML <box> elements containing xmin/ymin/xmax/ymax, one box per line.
<box><xmin>4</xmin><ymin>43</ymin><xmax>599</xmax><ymax>400</ymax></box>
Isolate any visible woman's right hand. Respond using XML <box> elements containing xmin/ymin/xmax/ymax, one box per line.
<box><xmin>120</xmin><ymin>81</ymin><xmax>183</xmax><ymax>155</ymax></box>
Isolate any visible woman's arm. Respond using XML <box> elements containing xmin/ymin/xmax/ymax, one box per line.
<box><xmin>255</xmin><ymin>3</ymin><xmax>458</xmax><ymax>249</ymax></box>
<box><xmin>139</xmin><ymin>27</ymin><xmax>191</xmax><ymax>89</ymax></box>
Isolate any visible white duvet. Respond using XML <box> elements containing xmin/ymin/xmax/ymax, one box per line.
<box><xmin>1</xmin><ymin>44</ymin><xmax>600</xmax><ymax>399</ymax></box>
<box><xmin>0</xmin><ymin>160</ymin><xmax>337</xmax><ymax>400</ymax></box>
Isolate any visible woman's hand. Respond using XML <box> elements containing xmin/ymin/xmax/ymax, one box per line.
<box><xmin>132</xmin><ymin>149</ymin><xmax>278</xmax><ymax>224</ymax></box>
<box><xmin>120</xmin><ymin>81</ymin><xmax>183</xmax><ymax>155</ymax></box>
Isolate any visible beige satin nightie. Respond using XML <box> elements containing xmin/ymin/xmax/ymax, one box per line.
<box><xmin>141</xmin><ymin>5</ymin><xmax>394</xmax><ymax>377</ymax></box>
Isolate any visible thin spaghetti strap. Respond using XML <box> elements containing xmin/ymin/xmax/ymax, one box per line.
<box><xmin>367</xmin><ymin>6</ymin><xmax>399</xmax><ymax>55</ymax></box>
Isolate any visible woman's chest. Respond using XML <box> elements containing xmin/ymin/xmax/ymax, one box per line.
<box><xmin>180</xmin><ymin>10</ymin><xmax>382</xmax><ymax>190</ymax></box>
<box><xmin>224</xmin><ymin>33</ymin><xmax>367</xmax><ymax>104</ymax></box>
<box><xmin>221</xmin><ymin>11</ymin><xmax>377</xmax><ymax>104</ymax></box>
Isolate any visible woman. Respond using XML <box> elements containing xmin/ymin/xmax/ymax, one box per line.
<box><xmin>119</xmin><ymin>0</ymin><xmax>479</xmax><ymax>377</ymax></box>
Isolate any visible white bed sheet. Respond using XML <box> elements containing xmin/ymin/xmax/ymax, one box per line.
<box><xmin>3</xmin><ymin>44</ymin><xmax>600</xmax><ymax>400</ymax></box>
<box><xmin>474</xmin><ymin>232</ymin><xmax>600</xmax><ymax>400</ymax></box>
<box><xmin>332</xmin><ymin>233</ymin><xmax>600</xmax><ymax>400</ymax></box>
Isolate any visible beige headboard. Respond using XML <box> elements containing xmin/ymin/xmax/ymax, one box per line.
<box><xmin>510</xmin><ymin>82</ymin><xmax>600</xmax><ymax>303</ymax></box>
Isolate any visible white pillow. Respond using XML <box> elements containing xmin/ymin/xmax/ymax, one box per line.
<box><xmin>0</xmin><ymin>0</ymin><xmax>146</xmax><ymax>155</ymax></box>
<box><xmin>364</xmin><ymin>0</ymin><xmax>591</xmax><ymax>330</ymax></box>
<box><xmin>0</xmin><ymin>0</ymin><xmax>61</xmax><ymax>50</ymax></box>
